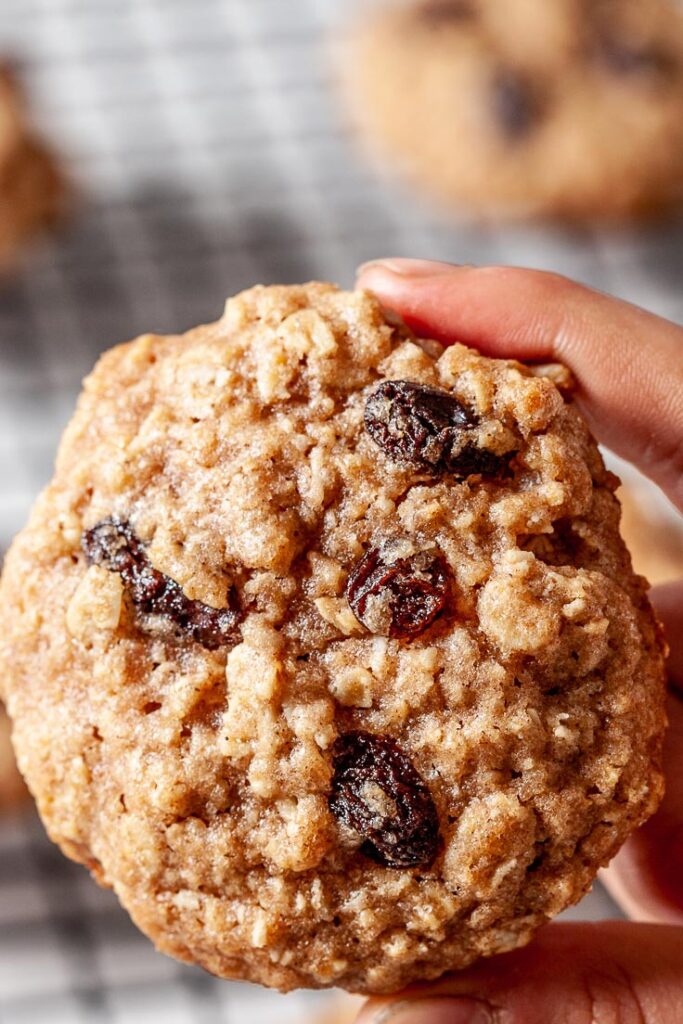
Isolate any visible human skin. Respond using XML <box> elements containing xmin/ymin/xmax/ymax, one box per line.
<box><xmin>353</xmin><ymin>259</ymin><xmax>683</xmax><ymax>1024</ymax></box>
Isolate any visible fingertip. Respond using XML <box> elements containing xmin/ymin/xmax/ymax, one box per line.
<box><xmin>354</xmin><ymin>260</ymin><xmax>568</xmax><ymax>352</ymax></box>
<box><xmin>355</xmin><ymin>261</ymin><xmax>505</xmax><ymax>350</ymax></box>
<box><xmin>356</xmin><ymin>258</ymin><xmax>463</xmax><ymax>283</ymax></box>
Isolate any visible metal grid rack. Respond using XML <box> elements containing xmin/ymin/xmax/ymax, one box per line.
<box><xmin>0</xmin><ymin>1</ymin><xmax>682</xmax><ymax>1021</ymax></box>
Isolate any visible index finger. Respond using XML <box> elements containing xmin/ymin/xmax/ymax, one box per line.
<box><xmin>356</xmin><ymin>260</ymin><xmax>683</xmax><ymax>510</ymax></box>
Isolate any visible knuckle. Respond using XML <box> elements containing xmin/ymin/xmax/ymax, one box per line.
<box><xmin>514</xmin><ymin>267</ymin><xmax>577</xmax><ymax>304</ymax></box>
<box><xmin>533</xmin><ymin>269</ymin><xmax>575</xmax><ymax>294</ymax></box>
<box><xmin>581</xmin><ymin>966</ymin><xmax>649</xmax><ymax>1024</ymax></box>
<box><xmin>482</xmin><ymin>266</ymin><xmax>575</xmax><ymax>301</ymax></box>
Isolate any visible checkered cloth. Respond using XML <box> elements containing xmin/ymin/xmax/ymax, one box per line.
<box><xmin>0</xmin><ymin>1</ymin><xmax>681</xmax><ymax>1021</ymax></box>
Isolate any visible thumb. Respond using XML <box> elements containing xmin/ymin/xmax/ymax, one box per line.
<box><xmin>355</xmin><ymin>922</ymin><xmax>683</xmax><ymax>1024</ymax></box>
<box><xmin>355</xmin><ymin>260</ymin><xmax>683</xmax><ymax>509</ymax></box>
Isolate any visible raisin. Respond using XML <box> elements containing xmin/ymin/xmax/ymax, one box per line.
<box><xmin>329</xmin><ymin>732</ymin><xmax>440</xmax><ymax>868</ymax></box>
<box><xmin>491</xmin><ymin>69</ymin><xmax>543</xmax><ymax>141</ymax></box>
<box><xmin>82</xmin><ymin>517</ymin><xmax>242</xmax><ymax>650</ymax></box>
<box><xmin>418</xmin><ymin>0</ymin><xmax>476</xmax><ymax>25</ymax></box>
<box><xmin>346</xmin><ymin>542</ymin><xmax>448</xmax><ymax>639</ymax></box>
<box><xmin>364</xmin><ymin>379</ymin><xmax>511</xmax><ymax>478</ymax></box>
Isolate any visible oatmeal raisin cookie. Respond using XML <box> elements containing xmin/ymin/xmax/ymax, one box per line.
<box><xmin>0</xmin><ymin>283</ymin><xmax>666</xmax><ymax>993</ymax></box>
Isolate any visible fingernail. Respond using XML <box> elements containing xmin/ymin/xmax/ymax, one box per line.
<box><xmin>356</xmin><ymin>258</ymin><xmax>462</xmax><ymax>279</ymax></box>
<box><xmin>366</xmin><ymin>996</ymin><xmax>492</xmax><ymax>1024</ymax></box>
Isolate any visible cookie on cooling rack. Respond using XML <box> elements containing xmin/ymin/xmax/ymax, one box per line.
<box><xmin>345</xmin><ymin>0</ymin><xmax>683</xmax><ymax>220</ymax></box>
<box><xmin>0</xmin><ymin>62</ymin><xmax>65</xmax><ymax>268</ymax></box>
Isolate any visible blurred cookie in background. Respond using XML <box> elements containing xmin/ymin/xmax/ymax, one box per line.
<box><xmin>619</xmin><ymin>481</ymin><xmax>683</xmax><ymax>586</ymax></box>
<box><xmin>345</xmin><ymin>0</ymin><xmax>683</xmax><ymax>221</ymax></box>
<box><xmin>0</xmin><ymin>61</ymin><xmax>66</xmax><ymax>270</ymax></box>
<box><xmin>0</xmin><ymin>705</ymin><xmax>28</xmax><ymax>810</ymax></box>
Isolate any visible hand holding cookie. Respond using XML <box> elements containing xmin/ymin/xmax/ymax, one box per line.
<box><xmin>355</xmin><ymin>258</ymin><xmax>683</xmax><ymax>1024</ymax></box>
<box><xmin>0</xmin><ymin>267</ymin><xmax>672</xmax><ymax>997</ymax></box>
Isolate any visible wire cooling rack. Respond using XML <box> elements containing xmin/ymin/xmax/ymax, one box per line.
<box><xmin>0</xmin><ymin>1</ymin><xmax>682</xmax><ymax>1022</ymax></box>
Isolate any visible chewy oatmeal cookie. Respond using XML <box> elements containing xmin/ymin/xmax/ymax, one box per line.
<box><xmin>0</xmin><ymin>62</ymin><xmax>64</xmax><ymax>269</ymax></box>
<box><xmin>345</xmin><ymin>0</ymin><xmax>683</xmax><ymax>220</ymax></box>
<box><xmin>0</xmin><ymin>283</ymin><xmax>666</xmax><ymax>994</ymax></box>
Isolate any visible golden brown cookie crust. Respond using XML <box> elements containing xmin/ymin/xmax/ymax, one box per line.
<box><xmin>0</xmin><ymin>283</ymin><xmax>667</xmax><ymax>993</ymax></box>
<box><xmin>345</xmin><ymin>0</ymin><xmax>683</xmax><ymax>221</ymax></box>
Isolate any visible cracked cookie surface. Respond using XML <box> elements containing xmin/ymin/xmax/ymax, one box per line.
<box><xmin>0</xmin><ymin>282</ymin><xmax>666</xmax><ymax>993</ymax></box>
<box><xmin>346</xmin><ymin>0</ymin><xmax>683</xmax><ymax>220</ymax></box>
